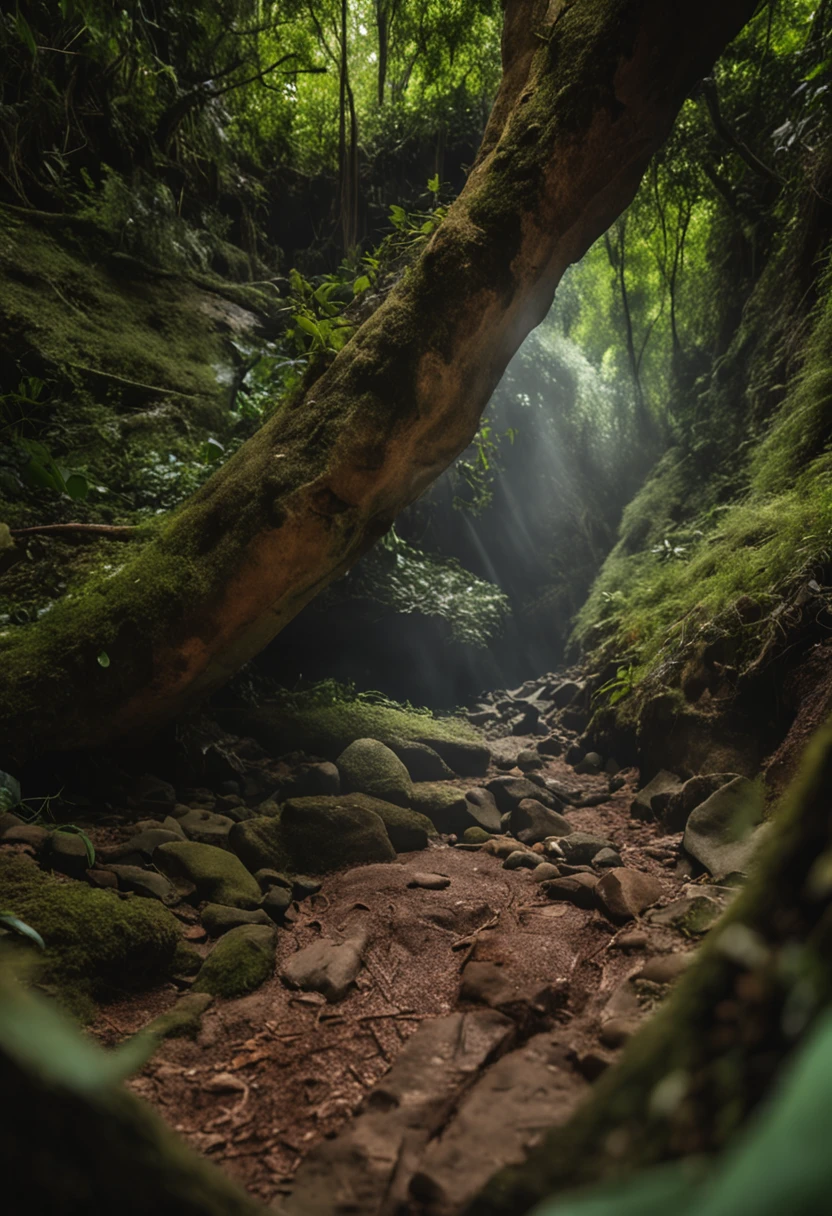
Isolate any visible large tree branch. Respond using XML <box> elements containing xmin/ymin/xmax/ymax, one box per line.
<box><xmin>0</xmin><ymin>0</ymin><xmax>760</xmax><ymax>768</ymax></box>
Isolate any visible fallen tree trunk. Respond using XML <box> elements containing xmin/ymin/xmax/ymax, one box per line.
<box><xmin>0</xmin><ymin>0</ymin><xmax>758</xmax><ymax>767</ymax></box>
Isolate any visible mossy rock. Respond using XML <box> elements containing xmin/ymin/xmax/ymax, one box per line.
<box><xmin>221</xmin><ymin>700</ymin><xmax>480</xmax><ymax>760</ymax></box>
<box><xmin>463</xmin><ymin>826</ymin><xmax>493</xmax><ymax>845</ymax></box>
<box><xmin>146</xmin><ymin>992</ymin><xmax>214</xmax><ymax>1041</ymax></box>
<box><xmin>171</xmin><ymin>941</ymin><xmax>203</xmax><ymax>976</ymax></box>
<box><xmin>154</xmin><ymin>841</ymin><xmax>261</xmax><ymax>909</ymax></box>
<box><xmin>410</xmin><ymin>783</ymin><xmax>474</xmax><ymax>833</ymax></box>
<box><xmin>230</xmin><ymin>798</ymin><xmax>396</xmax><ymax>876</ymax></box>
<box><xmin>386</xmin><ymin>738</ymin><xmax>456</xmax><ymax>781</ymax></box>
<box><xmin>336</xmin><ymin>738</ymin><xmax>413</xmax><ymax>807</ymax></box>
<box><xmin>291</xmin><ymin>794</ymin><xmax>435</xmax><ymax>853</ymax></box>
<box><xmin>0</xmin><ymin>853</ymin><xmax>179</xmax><ymax>1018</ymax></box>
<box><xmin>192</xmin><ymin>924</ymin><xmax>276</xmax><ymax>998</ymax></box>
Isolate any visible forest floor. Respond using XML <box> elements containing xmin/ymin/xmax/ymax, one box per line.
<box><xmin>70</xmin><ymin>700</ymin><xmax>737</xmax><ymax>1216</ymax></box>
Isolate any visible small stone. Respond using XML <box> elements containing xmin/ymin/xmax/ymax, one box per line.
<box><xmin>183</xmin><ymin>924</ymin><xmax>208</xmax><ymax>942</ymax></box>
<box><xmin>608</xmin><ymin>775</ymin><xmax>626</xmax><ymax>794</ymax></box>
<box><xmin>516</xmin><ymin>749</ymin><xmax>542</xmax><ymax>771</ymax></box>
<box><xmin>464</xmin><ymin>788</ymin><xmax>502</xmax><ymax>833</ymax></box>
<box><xmin>574</xmin><ymin>751</ymin><xmax>603</xmax><ymax>775</ymax></box>
<box><xmin>459</xmin><ymin>961</ymin><xmax>515</xmax><ymax>1007</ymax></box>
<box><xmin>146</xmin><ymin>992</ymin><xmax>213</xmax><ymax>1041</ymax></box>
<box><xmin>615</xmin><ymin>930</ymin><xmax>649</xmax><ymax>952</ymax></box>
<box><xmin>486</xmin><ymin>776</ymin><xmax>560</xmax><ymax>814</ymax></box>
<box><xmin>592</xmin><ymin>847</ymin><xmax>623</xmax><ymax>869</ymax></box>
<box><xmin>86</xmin><ymin>868</ymin><xmax>119</xmax><ymax>890</ymax></box>
<box><xmin>595</xmin><ymin>868</ymin><xmax>663</xmax><ymax>922</ymax></box>
<box><xmin>531</xmin><ymin>862</ymin><xmax>561</xmax><ymax>883</ymax></box>
<box><xmin>630</xmin><ymin>771</ymin><xmax>683</xmax><ymax>822</ymax></box>
<box><xmin>254</xmin><ymin>867</ymin><xmax>293</xmax><ymax>892</ymax></box>
<box><xmin>511</xmin><ymin>799</ymin><xmax>572</xmax><ymax>845</ymax></box>
<box><xmin>599</xmin><ymin>1018</ymin><xmax>639</xmax><ymax>1048</ymax></box>
<box><xmin>292</xmin><ymin>875</ymin><xmax>322</xmax><ymax>900</ymax></box>
<box><xmin>261</xmin><ymin>885</ymin><xmax>293</xmax><ymax>923</ymax></box>
<box><xmin>483</xmin><ymin>835</ymin><xmax>535</xmax><ymax>860</ymax></box>
<box><xmin>558</xmin><ymin>832</ymin><xmax>616</xmax><ymax>866</ymax></box>
<box><xmin>102</xmin><ymin>828</ymin><xmax>184</xmax><ymax>865</ymax></box>
<box><xmin>576</xmin><ymin>1049</ymin><xmax>613</xmax><ymax>1080</ymax></box>
<box><xmin>462</xmin><ymin>826</ymin><xmax>492</xmax><ymax>845</ymax></box>
<box><xmin>408</xmin><ymin>872</ymin><xmax>451</xmax><ymax>890</ymax></box>
<box><xmin>201</xmin><ymin>903</ymin><xmax>273</xmax><ymax>936</ymax></box>
<box><xmin>537</xmin><ymin>736</ymin><xmax>563</xmax><ymax>757</ymax></box>
<box><xmin>103</xmin><ymin>865</ymin><xmax>181</xmax><ymax>905</ymax></box>
<box><xmin>45</xmin><ymin>832</ymin><xmax>89</xmax><ymax>878</ymax></box>
<box><xmin>648</xmin><ymin>895</ymin><xmax>722</xmax><ymax>934</ymax></box>
<box><xmin>2</xmin><ymin>825</ymin><xmax>49</xmax><ymax>852</ymax></box>
<box><xmin>192</xmin><ymin>924</ymin><xmax>277</xmax><ymax>998</ymax></box>
<box><xmin>281</xmin><ymin>929</ymin><xmax>367</xmax><ymax>1003</ymax></box>
<box><xmin>503</xmin><ymin>850</ymin><xmax>544</xmax><ymax>871</ymax></box>
<box><xmin>541</xmin><ymin>873</ymin><xmax>599</xmax><ymax>908</ymax></box>
<box><xmin>638</xmin><ymin>954</ymin><xmax>691</xmax><ymax>984</ymax></box>
<box><xmin>176</xmin><ymin>807</ymin><xmax>234</xmax><ymax>846</ymax></box>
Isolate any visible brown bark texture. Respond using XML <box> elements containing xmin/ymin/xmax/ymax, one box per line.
<box><xmin>0</xmin><ymin>0</ymin><xmax>759</xmax><ymax>768</ymax></box>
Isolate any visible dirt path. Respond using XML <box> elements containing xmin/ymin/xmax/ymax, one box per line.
<box><xmin>90</xmin><ymin>746</ymin><xmax>710</xmax><ymax>1214</ymax></box>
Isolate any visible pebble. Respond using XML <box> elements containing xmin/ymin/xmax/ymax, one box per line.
<box><xmin>595</xmin><ymin>868</ymin><xmax>664</xmax><ymax>922</ymax></box>
<box><xmin>540</xmin><ymin>873</ymin><xmax>599</xmax><ymax>908</ymax></box>
<box><xmin>408</xmin><ymin>872</ymin><xmax>452</xmax><ymax>890</ymax></box>
<box><xmin>531</xmin><ymin>862</ymin><xmax>561</xmax><ymax>883</ymax></box>
<box><xmin>503</xmin><ymin>850</ymin><xmax>544</xmax><ymax>871</ymax></box>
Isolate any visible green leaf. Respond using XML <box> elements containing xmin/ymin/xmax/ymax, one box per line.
<box><xmin>353</xmin><ymin>275</ymin><xmax>372</xmax><ymax>295</ymax></box>
<box><xmin>53</xmin><ymin>825</ymin><xmax>95</xmax><ymax>867</ymax></box>
<box><xmin>427</xmin><ymin>174</ymin><xmax>440</xmax><ymax>194</ymax></box>
<box><xmin>0</xmin><ymin>913</ymin><xmax>45</xmax><ymax>950</ymax></box>
<box><xmin>199</xmin><ymin>437</ymin><xmax>225</xmax><ymax>464</ymax></box>
<box><xmin>96</xmin><ymin>650</ymin><xmax>110</xmax><ymax>668</ymax></box>
<box><xmin>63</xmin><ymin>472</ymin><xmax>90</xmax><ymax>500</ymax></box>
<box><xmin>14</xmin><ymin>7</ymin><xmax>38</xmax><ymax>57</ymax></box>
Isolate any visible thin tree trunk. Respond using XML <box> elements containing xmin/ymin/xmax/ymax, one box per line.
<box><xmin>376</xmin><ymin>0</ymin><xmax>388</xmax><ymax>106</ymax></box>
<box><xmin>0</xmin><ymin>0</ymin><xmax>760</xmax><ymax>768</ymax></box>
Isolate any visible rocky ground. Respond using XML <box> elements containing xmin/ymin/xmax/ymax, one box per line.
<box><xmin>0</xmin><ymin>669</ymin><xmax>766</xmax><ymax>1214</ymax></box>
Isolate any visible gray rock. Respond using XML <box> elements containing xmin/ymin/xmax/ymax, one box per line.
<box><xmin>281</xmin><ymin>928</ymin><xmax>368</xmax><ymax>1003</ymax></box>
<box><xmin>594</xmin><ymin>868</ymin><xmax>663</xmax><ymax>922</ymax></box>
<box><xmin>386</xmin><ymin>739</ymin><xmax>455</xmax><ymax>781</ymax></box>
<box><xmin>261</xmin><ymin>885</ymin><xmax>293</xmax><ymax>923</ymax></box>
<box><xmin>683</xmin><ymin>776</ymin><xmax>766</xmax><ymax>877</ymax></box>
<box><xmin>551</xmin><ymin>680</ymin><xmax>583</xmax><ymax>708</ymax></box>
<box><xmin>415</xmin><ymin>736</ymin><xmax>490</xmax><ymax>777</ymax></box>
<box><xmin>558</xmin><ymin>832</ymin><xmax>616</xmax><ymax>866</ymax></box>
<box><xmin>254</xmin><ymin>868</ymin><xmax>293</xmax><ymax>892</ymax></box>
<box><xmin>664</xmin><ymin>772</ymin><xmax>741</xmax><ymax>832</ymax></box>
<box><xmin>511</xmin><ymin>799</ymin><xmax>572</xmax><ymax>845</ymax></box>
<box><xmin>648</xmin><ymin>895</ymin><xmax>722</xmax><ymax>934</ymax></box>
<box><xmin>574</xmin><ymin>751</ymin><xmax>603</xmax><ymax>775</ymax></box>
<box><xmin>630</xmin><ymin>770</ymin><xmax>684</xmax><ymax>822</ymax></box>
<box><xmin>175</xmin><ymin>806</ymin><xmax>234</xmax><ymax>846</ymax></box>
<box><xmin>516</xmin><ymin>748</ymin><xmax>542</xmax><ymax>771</ymax></box>
<box><xmin>45</xmin><ymin>831</ymin><xmax>90</xmax><ymax>878</ymax></box>
<box><xmin>486</xmin><ymin>776</ymin><xmax>559</xmax><ymax>814</ymax></box>
<box><xmin>102</xmin><ymin>828</ymin><xmax>183</xmax><ymax>865</ymax></box>
<box><xmin>503</xmin><ymin>850</ymin><xmax>544</xmax><ymax>870</ymax></box>
<box><xmin>337</xmin><ymin>738</ymin><xmax>413</xmax><ymax>807</ymax></box>
<box><xmin>292</xmin><ymin>875</ymin><xmax>322</xmax><ymax>900</ymax></box>
<box><xmin>592</xmin><ymin>847</ymin><xmax>623</xmax><ymax>868</ymax></box>
<box><xmin>2</xmin><ymin>824</ymin><xmax>49</xmax><ymax>852</ymax></box>
<box><xmin>540</xmin><ymin>873</ymin><xmax>599</xmax><ymax>908</ymax></box>
<box><xmin>161</xmin><ymin>816</ymin><xmax>188</xmax><ymax>839</ymax></box>
<box><xmin>537</xmin><ymin>736</ymin><xmax>564</xmax><ymax>757</ymax></box>
<box><xmin>531</xmin><ymin>862</ymin><xmax>562</xmax><ymax>883</ymax></box>
<box><xmin>201</xmin><ymin>903</ymin><xmax>273</xmax><ymax>936</ymax></box>
<box><xmin>463</xmin><ymin>788</ymin><xmax>502</xmax><ymax>834</ymax></box>
<box><xmin>459</xmin><ymin>961</ymin><xmax>516</xmax><ymax>1007</ymax></box>
<box><xmin>103</xmin><ymin>864</ymin><xmax>180</xmax><ymax>904</ymax></box>
<box><xmin>407</xmin><ymin>872</ymin><xmax>451</xmax><ymax>890</ymax></box>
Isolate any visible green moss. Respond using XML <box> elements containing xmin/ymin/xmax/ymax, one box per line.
<box><xmin>463</xmin><ymin>826</ymin><xmax>493</xmax><ymax>844</ymax></box>
<box><xmin>336</xmin><ymin>738</ymin><xmax>413</xmax><ymax>806</ymax></box>
<box><xmin>192</xmin><ymin>924</ymin><xmax>276</xmax><ymax>998</ymax></box>
<box><xmin>171</xmin><ymin>941</ymin><xmax>203</xmax><ymax>976</ymax></box>
<box><xmin>410</xmin><ymin>783</ymin><xmax>472</xmax><ymax>833</ymax></box>
<box><xmin>154</xmin><ymin>841</ymin><xmax>262</xmax><ymax>909</ymax></box>
<box><xmin>226</xmin><ymin>698</ymin><xmax>479</xmax><ymax>760</ymax></box>
<box><xmin>292</xmin><ymin>793</ymin><xmax>436</xmax><ymax>852</ymax></box>
<box><xmin>146</xmin><ymin>992</ymin><xmax>214</xmax><ymax>1041</ymax></box>
<box><xmin>229</xmin><ymin>797</ymin><xmax>397</xmax><ymax>876</ymax></box>
<box><xmin>0</xmin><ymin>854</ymin><xmax>179</xmax><ymax>1018</ymax></box>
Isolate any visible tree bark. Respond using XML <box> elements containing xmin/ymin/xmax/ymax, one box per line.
<box><xmin>0</xmin><ymin>0</ymin><xmax>759</xmax><ymax>769</ymax></box>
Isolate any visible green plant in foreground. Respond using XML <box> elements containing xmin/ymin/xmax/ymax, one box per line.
<box><xmin>595</xmin><ymin>663</ymin><xmax>636</xmax><ymax>707</ymax></box>
<box><xmin>51</xmin><ymin>825</ymin><xmax>95</xmax><ymax>867</ymax></box>
<box><xmin>0</xmin><ymin>913</ymin><xmax>45</xmax><ymax>949</ymax></box>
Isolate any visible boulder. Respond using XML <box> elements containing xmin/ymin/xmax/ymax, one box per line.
<box><xmin>336</xmin><ymin>738</ymin><xmax>413</xmax><ymax>806</ymax></box>
<box><xmin>44</xmin><ymin>831</ymin><xmax>90</xmax><ymax>879</ymax></box>
<box><xmin>415</xmin><ymin>736</ymin><xmax>490</xmax><ymax>777</ymax></box>
<box><xmin>154</xmin><ymin>841</ymin><xmax>262</xmax><ymax>909</ymax></box>
<box><xmin>386</xmin><ymin>739</ymin><xmax>455</xmax><ymax>781</ymax></box>
<box><xmin>683</xmin><ymin>776</ymin><xmax>766</xmax><ymax>877</ymax></box>
<box><xmin>594</xmin><ymin>868</ymin><xmax>663</xmax><ymax>922</ymax></box>
<box><xmin>192</xmin><ymin>923</ymin><xmax>276</xmax><ymax>998</ymax></box>
<box><xmin>630</xmin><ymin>770</ymin><xmax>684</xmax><ymax>822</ymax></box>
<box><xmin>663</xmin><ymin>772</ymin><xmax>741</xmax><ymax>832</ymax></box>
<box><xmin>410</xmin><ymin>784</ymin><xmax>472</xmax><ymax>834</ymax></box>
<box><xmin>230</xmin><ymin>797</ymin><xmax>396</xmax><ymax>876</ymax></box>
<box><xmin>510</xmin><ymin>799</ymin><xmax>572</xmax><ymax>845</ymax></box>
<box><xmin>551</xmin><ymin>680</ymin><xmax>584</xmax><ymax>708</ymax></box>
<box><xmin>515</xmin><ymin>749</ymin><xmax>543</xmax><ymax>772</ymax></box>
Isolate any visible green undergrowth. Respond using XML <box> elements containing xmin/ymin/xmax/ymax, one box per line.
<box><xmin>0</xmin><ymin>853</ymin><xmax>180</xmax><ymax>1020</ymax></box>
<box><xmin>574</xmin><ymin>258</ymin><xmax>832</xmax><ymax>700</ymax></box>
<box><xmin>225</xmin><ymin>680</ymin><xmax>480</xmax><ymax>758</ymax></box>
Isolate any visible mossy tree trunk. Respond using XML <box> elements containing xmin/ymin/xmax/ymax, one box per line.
<box><xmin>0</xmin><ymin>0</ymin><xmax>758</xmax><ymax>767</ymax></box>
